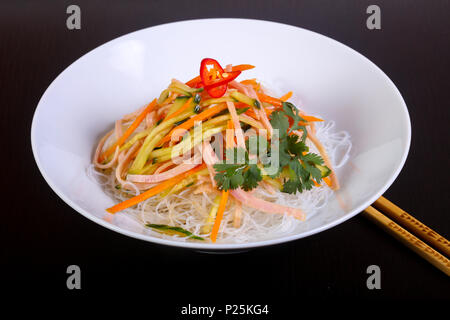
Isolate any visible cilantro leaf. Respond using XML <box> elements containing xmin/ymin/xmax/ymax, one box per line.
<box><xmin>282</xmin><ymin>179</ymin><xmax>300</xmax><ymax>194</ymax></box>
<box><xmin>282</xmin><ymin>102</ymin><xmax>305</xmax><ymax>133</ymax></box>
<box><xmin>242</xmin><ymin>164</ymin><xmax>262</xmax><ymax>191</ymax></box>
<box><xmin>286</xmin><ymin>134</ymin><xmax>308</xmax><ymax>156</ymax></box>
<box><xmin>301</xmin><ymin>152</ymin><xmax>324</xmax><ymax>165</ymax></box>
<box><xmin>213</xmin><ymin>148</ymin><xmax>262</xmax><ymax>191</ymax></box>
<box><xmin>269</xmin><ymin>110</ymin><xmax>289</xmax><ymax>139</ymax></box>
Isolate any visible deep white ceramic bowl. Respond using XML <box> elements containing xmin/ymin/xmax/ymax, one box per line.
<box><xmin>31</xmin><ymin>19</ymin><xmax>411</xmax><ymax>250</ymax></box>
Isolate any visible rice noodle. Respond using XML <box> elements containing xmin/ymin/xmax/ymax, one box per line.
<box><xmin>93</xmin><ymin>130</ymin><xmax>120</xmax><ymax>169</ymax></box>
<box><xmin>114</xmin><ymin>120</ymin><xmax>123</xmax><ymax>140</ymax></box>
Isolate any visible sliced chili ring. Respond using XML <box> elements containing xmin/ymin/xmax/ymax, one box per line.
<box><xmin>204</xmin><ymin>71</ymin><xmax>241</xmax><ymax>89</ymax></box>
<box><xmin>200</xmin><ymin>58</ymin><xmax>224</xmax><ymax>85</ymax></box>
<box><xmin>206</xmin><ymin>84</ymin><xmax>227</xmax><ymax>98</ymax></box>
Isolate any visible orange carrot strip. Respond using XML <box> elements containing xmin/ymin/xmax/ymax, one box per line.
<box><xmin>210</xmin><ymin>190</ymin><xmax>229</xmax><ymax>242</ymax></box>
<box><xmin>245</xmin><ymin>106</ymin><xmax>276</xmax><ymax>119</ymax></box>
<box><xmin>100</xmin><ymin>99</ymin><xmax>157</xmax><ymax>162</ymax></box>
<box><xmin>185</xmin><ymin>65</ymin><xmax>254</xmax><ymax>87</ymax></box>
<box><xmin>164</xmin><ymin>97</ymin><xmax>193</xmax><ymax>121</ymax></box>
<box><xmin>240</xmin><ymin>79</ymin><xmax>260</xmax><ymax>91</ymax></box>
<box><xmin>231</xmin><ymin>64</ymin><xmax>255</xmax><ymax>72</ymax></box>
<box><xmin>226</xmin><ymin>120</ymin><xmax>235</xmax><ymax>148</ymax></box>
<box><xmin>323</xmin><ymin>177</ymin><xmax>332</xmax><ymax>188</ymax></box>
<box><xmin>186</xmin><ymin>76</ymin><xmax>201</xmax><ymax>87</ymax></box>
<box><xmin>280</xmin><ymin>91</ymin><xmax>293</xmax><ymax>101</ymax></box>
<box><xmin>106</xmin><ymin>164</ymin><xmax>206</xmax><ymax>214</ymax></box>
<box><xmin>159</xmin><ymin>103</ymin><xmax>228</xmax><ymax>145</ymax></box>
<box><xmin>257</xmin><ymin>93</ymin><xmax>283</xmax><ymax>107</ymax></box>
<box><xmin>240</xmin><ymin>79</ymin><xmax>257</xmax><ymax>86</ymax></box>
<box><xmin>302</xmin><ymin>115</ymin><xmax>324</xmax><ymax>122</ymax></box>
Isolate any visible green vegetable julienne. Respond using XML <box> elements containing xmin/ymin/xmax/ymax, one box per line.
<box><xmin>236</xmin><ymin>107</ymin><xmax>250</xmax><ymax>115</ymax></box>
<box><xmin>146</xmin><ymin>224</ymin><xmax>204</xmax><ymax>240</ymax></box>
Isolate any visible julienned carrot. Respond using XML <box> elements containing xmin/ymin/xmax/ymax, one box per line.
<box><xmin>185</xmin><ymin>65</ymin><xmax>255</xmax><ymax>87</ymax></box>
<box><xmin>257</xmin><ymin>93</ymin><xmax>283</xmax><ymax>108</ymax></box>
<box><xmin>231</xmin><ymin>64</ymin><xmax>255</xmax><ymax>72</ymax></box>
<box><xmin>164</xmin><ymin>97</ymin><xmax>193</xmax><ymax>121</ymax></box>
<box><xmin>323</xmin><ymin>177</ymin><xmax>332</xmax><ymax>188</ymax></box>
<box><xmin>210</xmin><ymin>190</ymin><xmax>229</xmax><ymax>242</ymax></box>
<box><xmin>100</xmin><ymin>99</ymin><xmax>157</xmax><ymax>162</ymax></box>
<box><xmin>280</xmin><ymin>91</ymin><xmax>293</xmax><ymax>101</ymax></box>
<box><xmin>245</xmin><ymin>106</ymin><xmax>323</xmax><ymax>125</ymax></box>
<box><xmin>258</xmin><ymin>92</ymin><xmax>323</xmax><ymax>122</ymax></box>
<box><xmin>301</xmin><ymin>115</ymin><xmax>324</xmax><ymax>123</ymax></box>
<box><xmin>240</xmin><ymin>79</ymin><xmax>256</xmax><ymax>85</ymax></box>
<box><xmin>240</xmin><ymin>79</ymin><xmax>260</xmax><ymax>91</ymax></box>
<box><xmin>186</xmin><ymin>76</ymin><xmax>201</xmax><ymax>87</ymax></box>
<box><xmin>159</xmin><ymin>103</ymin><xmax>228</xmax><ymax>145</ymax></box>
<box><xmin>106</xmin><ymin>164</ymin><xmax>207</xmax><ymax>214</ymax></box>
<box><xmin>226</xmin><ymin>120</ymin><xmax>235</xmax><ymax>148</ymax></box>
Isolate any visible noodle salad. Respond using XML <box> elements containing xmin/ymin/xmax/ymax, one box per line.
<box><xmin>89</xmin><ymin>58</ymin><xmax>351</xmax><ymax>243</ymax></box>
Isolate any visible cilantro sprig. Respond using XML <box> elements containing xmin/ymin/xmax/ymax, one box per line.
<box><xmin>212</xmin><ymin>101</ymin><xmax>331</xmax><ymax>194</ymax></box>
<box><xmin>268</xmin><ymin>102</ymin><xmax>329</xmax><ymax>194</ymax></box>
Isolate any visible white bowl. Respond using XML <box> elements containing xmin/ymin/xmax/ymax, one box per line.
<box><xmin>31</xmin><ymin>19</ymin><xmax>411</xmax><ymax>250</ymax></box>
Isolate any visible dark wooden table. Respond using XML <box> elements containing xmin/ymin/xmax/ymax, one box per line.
<box><xmin>1</xmin><ymin>0</ymin><xmax>449</xmax><ymax>308</ymax></box>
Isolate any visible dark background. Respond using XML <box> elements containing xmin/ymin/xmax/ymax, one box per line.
<box><xmin>1</xmin><ymin>0</ymin><xmax>449</xmax><ymax>308</ymax></box>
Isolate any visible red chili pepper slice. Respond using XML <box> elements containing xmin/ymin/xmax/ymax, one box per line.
<box><xmin>206</xmin><ymin>84</ymin><xmax>227</xmax><ymax>98</ymax></box>
<box><xmin>204</xmin><ymin>70</ymin><xmax>241</xmax><ymax>89</ymax></box>
<box><xmin>200</xmin><ymin>58</ymin><xmax>224</xmax><ymax>86</ymax></box>
<box><xmin>200</xmin><ymin>58</ymin><xmax>241</xmax><ymax>97</ymax></box>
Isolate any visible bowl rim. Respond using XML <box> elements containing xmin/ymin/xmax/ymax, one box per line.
<box><xmin>30</xmin><ymin>18</ymin><xmax>411</xmax><ymax>250</ymax></box>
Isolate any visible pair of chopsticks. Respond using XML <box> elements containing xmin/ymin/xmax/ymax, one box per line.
<box><xmin>363</xmin><ymin>196</ymin><xmax>450</xmax><ymax>276</ymax></box>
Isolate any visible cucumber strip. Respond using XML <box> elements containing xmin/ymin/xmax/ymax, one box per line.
<box><xmin>128</xmin><ymin>110</ymin><xmax>193</xmax><ymax>173</ymax></box>
<box><xmin>166</xmin><ymin>96</ymin><xmax>190</xmax><ymax>118</ymax></box>
<box><xmin>316</xmin><ymin>164</ymin><xmax>331</xmax><ymax>178</ymax></box>
<box><xmin>230</xmin><ymin>91</ymin><xmax>260</xmax><ymax>108</ymax></box>
<box><xmin>201</xmin><ymin>96</ymin><xmax>237</xmax><ymax>107</ymax></box>
<box><xmin>119</xmin><ymin>127</ymin><xmax>153</xmax><ymax>152</ymax></box>
<box><xmin>238</xmin><ymin>114</ymin><xmax>265</xmax><ymax>129</ymax></box>
<box><xmin>157</xmin><ymin>89</ymin><xmax>170</xmax><ymax>105</ymax></box>
<box><xmin>151</xmin><ymin>125</ymin><xmax>226</xmax><ymax>162</ymax></box>
<box><xmin>146</xmin><ymin>224</ymin><xmax>204</xmax><ymax>240</ymax></box>
<box><xmin>202</xmin><ymin>196</ymin><xmax>221</xmax><ymax>234</ymax></box>
<box><xmin>128</xmin><ymin>126</ymin><xmax>172</xmax><ymax>173</ymax></box>
<box><xmin>161</xmin><ymin>175</ymin><xmax>197</xmax><ymax>197</ymax></box>
<box><xmin>169</xmin><ymin>80</ymin><xmax>204</xmax><ymax>96</ymax></box>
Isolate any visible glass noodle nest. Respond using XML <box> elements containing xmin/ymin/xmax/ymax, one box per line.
<box><xmin>88</xmin><ymin>61</ymin><xmax>352</xmax><ymax>243</ymax></box>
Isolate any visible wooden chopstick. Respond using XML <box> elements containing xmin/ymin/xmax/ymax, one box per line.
<box><xmin>373</xmin><ymin>196</ymin><xmax>450</xmax><ymax>257</ymax></box>
<box><xmin>362</xmin><ymin>203</ymin><xmax>450</xmax><ymax>276</ymax></box>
